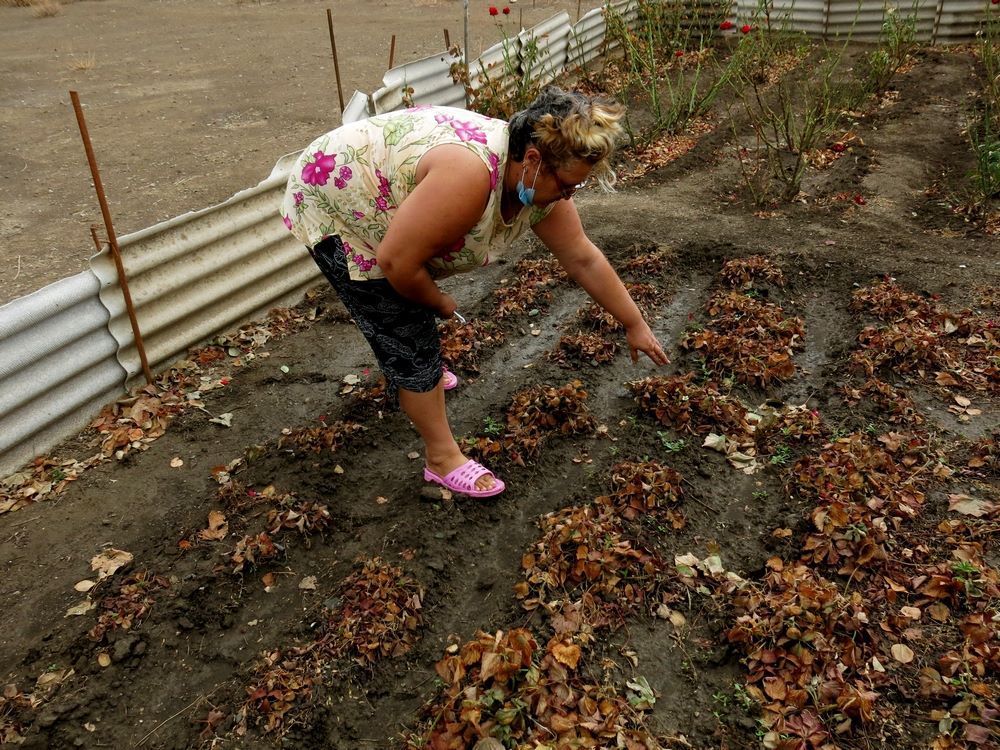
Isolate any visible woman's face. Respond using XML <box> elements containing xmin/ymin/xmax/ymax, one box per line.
<box><xmin>520</xmin><ymin>149</ymin><xmax>593</xmax><ymax>206</ymax></box>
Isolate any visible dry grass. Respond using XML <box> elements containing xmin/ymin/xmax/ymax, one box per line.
<box><xmin>31</xmin><ymin>0</ymin><xmax>62</xmax><ymax>16</ymax></box>
<box><xmin>67</xmin><ymin>52</ymin><xmax>95</xmax><ymax>71</ymax></box>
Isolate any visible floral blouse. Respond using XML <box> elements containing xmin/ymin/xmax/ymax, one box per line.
<box><xmin>280</xmin><ymin>106</ymin><xmax>552</xmax><ymax>282</ymax></box>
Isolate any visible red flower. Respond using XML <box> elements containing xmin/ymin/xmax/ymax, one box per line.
<box><xmin>740</xmin><ymin>24</ymin><xmax>752</xmax><ymax>33</ymax></box>
<box><xmin>503</xmin><ymin>6</ymin><xmax>510</xmax><ymax>13</ymax></box>
<box><xmin>675</xmin><ymin>50</ymin><xmax>684</xmax><ymax>57</ymax></box>
<box><xmin>489</xmin><ymin>5</ymin><xmax>498</xmax><ymax>14</ymax></box>
<box><xmin>993</xmin><ymin>0</ymin><xmax>998</xmax><ymax>5</ymax></box>
<box><xmin>853</xmin><ymin>194</ymin><xmax>866</xmax><ymax>206</ymax></box>
<box><xmin>719</xmin><ymin>20</ymin><xmax>734</xmax><ymax>30</ymax></box>
<box><xmin>831</xmin><ymin>142</ymin><xmax>846</xmax><ymax>153</ymax></box>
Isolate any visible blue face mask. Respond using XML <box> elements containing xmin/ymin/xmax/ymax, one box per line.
<box><xmin>516</xmin><ymin>163</ymin><xmax>540</xmax><ymax>207</ymax></box>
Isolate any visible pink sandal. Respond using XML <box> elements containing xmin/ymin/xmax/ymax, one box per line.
<box><xmin>423</xmin><ymin>459</ymin><xmax>505</xmax><ymax>498</ymax></box>
<box><xmin>442</xmin><ymin>367</ymin><xmax>459</xmax><ymax>391</ymax></box>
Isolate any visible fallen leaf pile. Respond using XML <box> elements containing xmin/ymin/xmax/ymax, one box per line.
<box><xmin>621</xmin><ymin>247</ymin><xmax>673</xmax><ymax>278</ymax></box>
<box><xmin>89</xmin><ymin>571</ymin><xmax>170</xmax><ymax>643</ymax></box>
<box><xmin>595</xmin><ymin>460</ymin><xmax>684</xmax><ymax>525</ymax></box>
<box><xmin>318</xmin><ymin>557</ymin><xmax>424</xmax><ymax>664</ymax></box>
<box><xmin>276</xmin><ymin>420</ymin><xmax>366</xmax><ymax>455</ymax></box>
<box><xmin>237</xmin><ymin>558</ymin><xmax>424</xmax><ymax>737</ymax></box>
<box><xmin>548</xmin><ymin>331</ymin><xmax>619</xmax><ymax>367</ymax></box>
<box><xmin>628</xmin><ymin>374</ymin><xmax>824</xmax><ymax>471</ymax></box>
<box><xmin>467</xmin><ymin>381</ymin><xmax>597</xmax><ymax>466</ymax></box>
<box><xmin>851</xmin><ymin>279</ymin><xmax>999</xmax><ymax>398</ymax></box>
<box><xmin>0</xmin><ymin>455</ymin><xmax>100</xmax><ymax>515</ymax></box>
<box><xmin>231</xmin><ymin>532</ymin><xmax>283</xmax><ymax>575</ymax></box>
<box><xmin>842</xmin><ymin>377</ymin><xmax>925</xmax><ymax>425</ymax></box>
<box><xmin>266</xmin><ymin>500</ymin><xmax>333</xmax><ymax>541</ymax></box>
<box><xmin>680</xmin><ymin>289</ymin><xmax>805</xmax><ymax>387</ymax></box>
<box><xmin>439</xmin><ymin>318</ymin><xmax>506</xmax><ymax>375</ymax></box>
<box><xmin>492</xmin><ymin>258</ymin><xmax>568</xmax><ymax>319</ymax></box>
<box><xmin>516</xmin><ymin>504</ymin><xmax>663</xmax><ymax>627</ymax></box>
<box><xmin>578</xmin><ymin>301</ymin><xmax>624</xmax><ymax>333</ymax></box>
<box><xmin>718</xmin><ymin>255</ymin><xmax>787</xmax><ymax>289</ymax></box>
<box><xmin>404</xmin><ymin>629</ymin><xmax>661</xmax><ymax>749</ymax></box>
<box><xmin>238</xmin><ymin>650</ymin><xmax>315</xmax><ymax>736</ymax></box>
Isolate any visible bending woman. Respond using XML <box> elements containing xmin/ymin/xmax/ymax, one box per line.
<box><xmin>280</xmin><ymin>87</ymin><xmax>668</xmax><ymax>499</ymax></box>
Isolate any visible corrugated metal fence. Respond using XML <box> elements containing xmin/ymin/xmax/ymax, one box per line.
<box><xmin>0</xmin><ymin>0</ymin><xmax>993</xmax><ymax>476</ymax></box>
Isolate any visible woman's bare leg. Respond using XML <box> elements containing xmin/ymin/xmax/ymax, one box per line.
<box><xmin>398</xmin><ymin>383</ymin><xmax>498</xmax><ymax>491</ymax></box>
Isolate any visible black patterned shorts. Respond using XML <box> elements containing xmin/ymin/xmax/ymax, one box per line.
<box><xmin>310</xmin><ymin>236</ymin><xmax>443</xmax><ymax>395</ymax></box>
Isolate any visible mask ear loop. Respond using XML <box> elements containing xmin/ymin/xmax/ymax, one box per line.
<box><xmin>527</xmin><ymin>159</ymin><xmax>540</xmax><ymax>191</ymax></box>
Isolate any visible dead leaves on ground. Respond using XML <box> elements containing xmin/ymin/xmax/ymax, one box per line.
<box><xmin>681</xmin><ymin>290</ymin><xmax>804</xmax><ymax>387</ymax></box>
<box><xmin>467</xmin><ymin>381</ymin><xmax>597</xmax><ymax>467</ymax></box>
<box><xmin>851</xmin><ymin>278</ymin><xmax>998</xmax><ymax>399</ymax></box>
<box><xmin>318</xmin><ymin>557</ymin><xmax>423</xmax><ymax>664</ymax></box>
<box><xmin>492</xmin><ymin>258</ymin><xmax>568</xmax><ymax>319</ymax></box>
<box><xmin>439</xmin><ymin>318</ymin><xmax>506</xmax><ymax>375</ymax></box>
<box><xmin>404</xmin><ymin>628</ymin><xmax>661</xmax><ymax>750</ymax></box>
<box><xmin>237</xmin><ymin>557</ymin><xmax>423</xmax><ymax>737</ymax></box>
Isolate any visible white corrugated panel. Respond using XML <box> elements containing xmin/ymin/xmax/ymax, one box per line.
<box><xmin>926</xmin><ymin>0</ymin><xmax>983</xmax><ymax>41</ymax></box>
<box><xmin>372</xmin><ymin>50</ymin><xmax>466</xmax><ymax>114</ymax></box>
<box><xmin>767</xmin><ymin>0</ymin><xmax>825</xmax><ymax>31</ymax></box>
<box><xmin>91</xmin><ymin>154</ymin><xmax>321</xmax><ymax>384</ymax></box>
<box><xmin>469</xmin><ymin>36</ymin><xmax>523</xmax><ymax>103</ymax></box>
<box><xmin>567</xmin><ymin>6</ymin><xmax>612</xmax><ymax>69</ymax></box>
<box><xmin>343</xmin><ymin>89</ymin><xmax>375</xmax><ymax>125</ymax></box>
<box><xmin>519</xmin><ymin>12</ymin><xmax>572</xmax><ymax>86</ymax></box>
<box><xmin>0</xmin><ymin>271</ymin><xmax>126</xmax><ymax>475</ymax></box>
<box><xmin>602</xmin><ymin>0</ymin><xmax>641</xmax><ymax>55</ymax></box>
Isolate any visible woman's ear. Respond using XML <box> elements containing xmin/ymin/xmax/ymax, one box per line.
<box><xmin>523</xmin><ymin>145</ymin><xmax>541</xmax><ymax>165</ymax></box>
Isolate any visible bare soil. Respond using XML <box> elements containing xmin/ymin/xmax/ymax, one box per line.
<box><xmin>1</xmin><ymin>4</ymin><xmax>999</xmax><ymax>750</ymax></box>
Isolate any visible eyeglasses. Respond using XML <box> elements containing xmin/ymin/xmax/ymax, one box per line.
<box><xmin>548</xmin><ymin>166</ymin><xmax>590</xmax><ymax>199</ymax></box>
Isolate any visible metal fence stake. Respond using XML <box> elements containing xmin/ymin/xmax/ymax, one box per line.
<box><xmin>388</xmin><ymin>33</ymin><xmax>397</xmax><ymax>70</ymax></box>
<box><xmin>70</xmin><ymin>91</ymin><xmax>154</xmax><ymax>386</ymax></box>
<box><xmin>326</xmin><ymin>9</ymin><xmax>346</xmax><ymax>113</ymax></box>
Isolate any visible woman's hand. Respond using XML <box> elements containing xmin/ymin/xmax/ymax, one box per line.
<box><xmin>436</xmin><ymin>293</ymin><xmax>458</xmax><ymax>320</ymax></box>
<box><xmin>626</xmin><ymin>320</ymin><xmax>669</xmax><ymax>366</ymax></box>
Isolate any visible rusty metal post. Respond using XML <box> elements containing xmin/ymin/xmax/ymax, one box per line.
<box><xmin>463</xmin><ymin>0</ymin><xmax>471</xmax><ymax>108</ymax></box>
<box><xmin>326</xmin><ymin>9</ymin><xmax>345</xmax><ymax>113</ymax></box>
<box><xmin>444</xmin><ymin>28</ymin><xmax>450</xmax><ymax>49</ymax></box>
<box><xmin>388</xmin><ymin>33</ymin><xmax>396</xmax><ymax>70</ymax></box>
<box><xmin>70</xmin><ymin>91</ymin><xmax>154</xmax><ymax>385</ymax></box>
<box><xmin>89</xmin><ymin>224</ymin><xmax>104</xmax><ymax>254</ymax></box>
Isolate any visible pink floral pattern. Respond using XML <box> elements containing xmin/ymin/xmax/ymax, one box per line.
<box><xmin>487</xmin><ymin>151</ymin><xmax>500</xmax><ymax>190</ymax></box>
<box><xmin>342</xmin><ymin>240</ymin><xmax>377</xmax><ymax>272</ymax></box>
<box><xmin>282</xmin><ymin>214</ymin><xmax>293</xmax><ymax>230</ymax></box>
<box><xmin>301</xmin><ymin>151</ymin><xmax>337</xmax><ymax>186</ymax></box>
<box><xmin>334</xmin><ymin>166</ymin><xmax>353</xmax><ymax>190</ymax></box>
<box><xmin>450</xmin><ymin>120</ymin><xmax>487</xmax><ymax>144</ymax></box>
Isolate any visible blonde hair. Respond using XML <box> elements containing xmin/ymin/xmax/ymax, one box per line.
<box><xmin>508</xmin><ymin>87</ymin><xmax>625</xmax><ymax>190</ymax></box>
